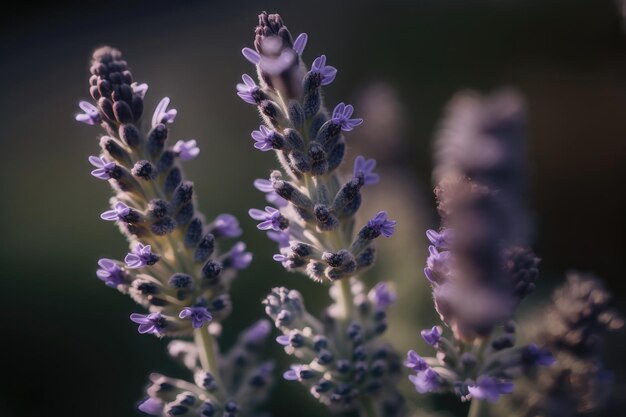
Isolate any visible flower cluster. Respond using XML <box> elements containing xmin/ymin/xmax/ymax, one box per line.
<box><xmin>78</xmin><ymin>47</ymin><xmax>268</xmax><ymax>416</ymax></box>
<box><xmin>238</xmin><ymin>11</ymin><xmax>402</xmax><ymax>415</ymax></box>
<box><xmin>406</xmin><ymin>90</ymin><xmax>552</xmax><ymax>404</ymax></box>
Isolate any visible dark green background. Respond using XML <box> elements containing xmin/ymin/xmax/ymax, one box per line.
<box><xmin>1</xmin><ymin>1</ymin><xmax>625</xmax><ymax>416</ymax></box>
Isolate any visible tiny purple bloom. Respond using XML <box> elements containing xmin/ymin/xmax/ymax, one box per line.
<box><xmin>151</xmin><ymin>97</ymin><xmax>177</xmax><ymax>128</ymax></box>
<box><xmin>409</xmin><ymin>368</ymin><xmax>440</xmax><ymax>394</ymax></box>
<box><xmin>130</xmin><ymin>312</ymin><xmax>166</xmax><ymax>336</ymax></box>
<box><xmin>213</xmin><ymin>214</ymin><xmax>242</xmax><ymax>237</ymax></box>
<box><xmin>96</xmin><ymin>258</ymin><xmax>125</xmax><ymax>287</ymax></box>
<box><xmin>89</xmin><ymin>155</ymin><xmax>116</xmax><ymax>180</ymax></box>
<box><xmin>276</xmin><ymin>335</ymin><xmax>291</xmax><ymax>346</ymax></box>
<box><xmin>242</xmin><ymin>47</ymin><xmax>262</xmax><ymax>65</ymax></box>
<box><xmin>353</xmin><ymin>155</ymin><xmax>379</xmax><ymax>186</ymax></box>
<box><xmin>370</xmin><ymin>282</ymin><xmax>396</xmax><ymax>309</ymax></box>
<box><xmin>125</xmin><ymin>243</ymin><xmax>158</xmax><ymax>269</ymax></box>
<box><xmin>75</xmin><ymin>100</ymin><xmax>101</xmax><ymax>125</ymax></box>
<box><xmin>131</xmin><ymin>82</ymin><xmax>148</xmax><ymax>99</ymax></box>
<box><xmin>293</xmin><ymin>33</ymin><xmax>308</xmax><ymax>55</ymax></box>
<box><xmin>426</xmin><ymin>246</ymin><xmax>451</xmax><ymax>272</ymax></box>
<box><xmin>267</xmin><ymin>230</ymin><xmax>290</xmax><ymax>248</ymax></box>
<box><xmin>100</xmin><ymin>201</ymin><xmax>131</xmax><ymax>221</ymax></box>
<box><xmin>368</xmin><ymin>211</ymin><xmax>397</xmax><ymax>237</ymax></box>
<box><xmin>426</xmin><ymin>229</ymin><xmax>453</xmax><ymax>249</ymax></box>
<box><xmin>310</xmin><ymin>55</ymin><xmax>337</xmax><ymax>86</ymax></box>
<box><xmin>137</xmin><ymin>398</ymin><xmax>163</xmax><ymax>415</ymax></box>
<box><xmin>249</xmin><ymin>206</ymin><xmax>286</xmax><ymax>231</ymax></box>
<box><xmin>236</xmin><ymin>74</ymin><xmax>259</xmax><ymax>105</ymax></box>
<box><xmin>243</xmin><ymin>319</ymin><xmax>272</xmax><ymax>344</ymax></box>
<box><xmin>421</xmin><ymin>326</ymin><xmax>442</xmax><ymax>346</ymax></box>
<box><xmin>251</xmin><ymin>125</ymin><xmax>276</xmax><ymax>151</ymax></box>
<box><xmin>283</xmin><ymin>364</ymin><xmax>313</xmax><ymax>381</ymax></box>
<box><xmin>525</xmin><ymin>344</ymin><xmax>556</xmax><ymax>367</ymax></box>
<box><xmin>179</xmin><ymin>307</ymin><xmax>212</xmax><ymax>329</ymax></box>
<box><xmin>254</xmin><ymin>179</ymin><xmax>288</xmax><ymax>208</ymax></box>
<box><xmin>468</xmin><ymin>375</ymin><xmax>514</xmax><ymax>402</ymax></box>
<box><xmin>404</xmin><ymin>350</ymin><xmax>429</xmax><ymax>372</ymax></box>
<box><xmin>173</xmin><ymin>140</ymin><xmax>200</xmax><ymax>161</ymax></box>
<box><xmin>227</xmin><ymin>242</ymin><xmax>253</xmax><ymax>269</ymax></box>
<box><xmin>331</xmin><ymin>102</ymin><xmax>363</xmax><ymax>132</ymax></box>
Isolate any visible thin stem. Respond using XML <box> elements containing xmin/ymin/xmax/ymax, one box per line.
<box><xmin>194</xmin><ymin>326</ymin><xmax>223</xmax><ymax>396</ymax></box>
<box><xmin>468</xmin><ymin>399</ymin><xmax>486</xmax><ymax>417</ymax></box>
<box><xmin>333</xmin><ymin>278</ymin><xmax>354</xmax><ymax>321</ymax></box>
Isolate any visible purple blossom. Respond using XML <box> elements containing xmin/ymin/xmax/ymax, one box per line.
<box><xmin>353</xmin><ymin>155</ymin><xmax>379</xmax><ymax>186</ymax></box>
<box><xmin>137</xmin><ymin>398</ymin><xmax>163</xmax><ymax>415</ymax></box>
<box><xmin>241</xmin><ymin>47</ymin><xmax>262</xmax><ymax>65</ymax></box>
<box><xmin>212</xmin><ymin>214</ymin><xmax>242</xmax><ymax>237</ymax></box>
<box><xmin>254</xmin><ymin>179</ymin><xmax>288</xmax><ymax>208</ymax></box>
<box><xmin>251</xmin><ymin>125</ymin><xmax>277</xmax><ymax>151</ymax></box>
<box><xmin>467</xmin><ymin>375</ymin><xmax>514</xmax><ymax>402</ymax></box>
<box><xmin>370</xmin><ymin>282</ymin><xmax>396</xmax><ymax>309</ymax></box>
<box><xmin>267</xmin><ymin>230</ymin><xmax>290</xmax><ymax>248</ymax></box>
<box><xmin>151</xmin><ymin>97</ymin><xmax>177</xmax><ymax>128</ymax></box>
<box><xmin>408</xmin><ymin>368</ymin><xmax>440</xmax><ymax>394</ymax></box>
<box><xmin>179</xmin><ymin>306</ymin><xmax>212</xmax><ymax>329</ymax></box>
<box><xmin>405</xmin><ymin>350</ymin><xmax>429</xmax><ymax>372</ymax></box>
<box><xmin>426</xmin><ymin>246</ymin><xmax>451</xmax><ymax>274</ymax></box>
<box><xmin>130</xmin><ymin>312</ymin><xmax>166</xmax><ymax>335</ymax></box>
<box><xmin>273</xmin><ymin>253</ymin><xmax>288</xmax><ymax>263</ymax></box>
<box><xmin>293</xmin><ymin>33</ymin><xmax>308</xmax><ymax>55</ymax></box>
<box><xmin>243</xmin><ymin>319</ymin><xmax>272</xmax><ymax>344</ymax></box>
<box><xmin>131</xmin><ymin>82</ymin><xmax>148</xmax><ymax>99</ymax></box>
<box><xmin>367</xmin><ymin>211</ymin><xmax>397</xmax><ymax>237</ymax></box>
<box><xmin>96</xmin><ymin>258</ymin><xmax>125</xmax><ymax>287</ymax></box>
<box><xmin>421</xmin><ymin>326</ymin><xmax>442</xmax><ymax>346</ymax></box>
<box><xmin>524</xmin><ymin>344</ymin><xmax>555</xmax><ymax>367</ymax></box>
<box><xmin>125</xmin><ymin>243</ymin><xmax>158</xmax><ymax>269</ymax></box>
<box><xmin>283</xmin><ymin>364</ymin><xmax>313</xmax><ymax>381</ymax></box>
<box><xmin>331</xmin><ymin>102</ymin><xmax>363</xmax><ymax>132</ymax></box>
<box><xmin>100</xmin><ymin>201</ymin><xmax>131</xmax><ymax>221</ymax></box>
<box><xmin>249</xmin><ymin>206</ymin><xmax>287</xmax><ymax>231</ymax></box>
<box><xmin>173</xmin><ymin>140</ymin><xmax>200</xmax><ymax>161</ymax></box>
<box><xmin>276</xmin><ymin>335</ymin><xmax>290</xmax><ymax>346</ymax></box>
<box><xmin>89</xmin><ymin>156</ymin><xmax>116</xmax><ymax>180</ymax></box>
<box><xmin>310</xmin><ymin>55</ymin><xmax>337</xmax><ymax>86</ymax></box>
<box><xmin>75</xmin><ymin>100</ymin><xmax>101</xmax><ymax>125</ymax></box>
<box><xmin>227</xmin><ymin>242</ymin><xmax>253</xmax><ymax>269</ymax></box>
<box><xmin>426</xmin><ymin>229</ymin><xmax>454</xmax><ymax>249</ymax></box>
<box><xmin>236</xmin><ymin>74</ymin><xmax>259</xmax><ymax>105</ymax></box>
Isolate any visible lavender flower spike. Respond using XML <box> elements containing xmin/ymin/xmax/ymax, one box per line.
<box><xmin>311</xmin><ymin>55</ymin><xmax>337</xmax><ymax>86</ymax></box>
<box><xmin>76</xmin><ymin>100</ymin><xmax>101</xmax><ymax>125</ymax></box>
<box><xmin>331</xmin><ymin>102</ymin><xmax>363</xmax><ymax>131</ymax></box>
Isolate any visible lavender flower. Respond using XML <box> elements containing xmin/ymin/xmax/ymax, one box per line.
<box><xmin>331</xmin><ymin>102</ymin><xmax>364</xmax><ymax>132</ymax></box>
<box><xmin>100</xmin><ymin>201</ymin><xmax>131</xmax><ymax>221</ymax></box>
<box><xmin>124</xmin><ymin>243</ymin><xmax>158</xmax><ymax>268</ymax></box>
<box><xmin>251</xmin><ymin>125</ymin><xmax>277</xmax><ymax>151</ymax></box>
<box><xmin>178</xmin><ymin>307</ymin><xmax>212</xmax><ymax>329</ymax></box>
<box><xmin>75</xmin><ymin>100</ymin><xmax>101</xmax><ymax>125</ymax></box>
<box><xmin>130</xmin><ymin>312</ymin><xmax>166</xmax><ymax>335</ymax></box>
<box><xmin>249</xmin><ymin>206</ymin><xmax>288</xmax><ymax>231</ymax></box>
<box><xmin>151</xmin><ymin>97</ymin><xmax>177</xmax><ymax>128</ymax></box>
<box><xmin>310</xmin><ymin>55</ymin><xmax>337</xmax><ymax>86</ymax></box>
<box><xmin>468</xmin><ymin>376</ymin><xmax>514</xmax><ymax>402</ymax></box>
<box><xmin>96</xmin><ymin>258</ymin><xmax>125</xmax><ymax>287</ymax></box>
<box><xmin>211</xmin><ymin>214</ymin><xmax>242</xmax><ymax>238</ymax></box>
<box><xmin>172</xmin><ymin>139</ymin><xmax>199</xmax><ymax>161</ymax></box>
<box><xmin>420</xmin><ymin>326</ymin><xmax>442</xmax><ymax>346</ymax></box>
<box><xmin>253</xmin><ymin>178</ymin><xmax>288</xmax><ymax>207</ymax></box>
<box><xmin>409</xmin><ymin>368</ymin><xmax>440</xmax><ymax>394</ymax></box>
<box><xmin>236</xmin><ymin>74</ymin><xmax>260</xmax><ymax>105</ymax></box>
<box><xmin>88</xmin><ymin>156</ymin><xmax>116</xmax><ymax>180</ymax></box>
<box><xmin>366</xmin><ymin>211</ymin><xmax>397</xmax><ymax>238</ymax></box>
<box><xmin>353</xmin><ymin>155</ymin><xmax>379</xmax><ymax>185</ymax></box>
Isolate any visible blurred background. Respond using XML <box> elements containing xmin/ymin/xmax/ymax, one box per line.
<box><xmin>1</xmin><ymin>0</ymin><xmax>625</xmax><ymax>416</ymax></box>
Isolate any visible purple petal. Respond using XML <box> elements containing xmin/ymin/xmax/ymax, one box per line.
<box><xmin>293</xmin><ymin>33</ymin><xmax>308</xmax><ymax>55</ymax></box>
<box><xmin>242</xmin><ymin>47</ymin><xmax>261</xmax><ymax>65</ymax></box>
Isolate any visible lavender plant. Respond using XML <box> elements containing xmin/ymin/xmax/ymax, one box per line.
<box><xmin>405</xmin><ymin>90</ymin><xmax>554</xmax><ymax>415</ymax></box>
<box><xmin>237</xmin><ymin>12</ymin><xmax>404</xmax><ymax>416</ymax></box>
<box><xmin>76</xmin><ymin>47</ymin><xmax>273</xmax><ymax>417</ymax></box>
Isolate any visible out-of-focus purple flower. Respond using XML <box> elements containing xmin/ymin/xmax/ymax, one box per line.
<box><xmin>213</xmin><ymin>214</ymin><xmax>242</xmax><ymax>237</ymax></box>
<box><xmin>242</xmin><ymin>47</ymin><xmax>262</xmax><ymax>65</ymax></box>
<box><xmin>283</xmin><ymin>364</ymin><xmax>314</xmax><ymax>381</ymax></box>
<box><xmin>243</xmin><ymin>319</ymin><xmax>272</xmax><ymax>344</ymax></box>
<box><xmin>251</xmin><ymin>125</ymin><xmax>277</xmax><ymax>151</ymax></box>
<box><xmin>96</xmin><ymin>258</ymin><xmax>125</xmax><ymax>287</ymax></box>
<box><xmin>426</xmin><ymin>246</ymin><xmax>451</xmax><ymax>274</ymax></box>
<box><xmin>137</xmin><ymin>398</ymin><xmax>163</xmax><ymax>415</ymax></box>
<box><xmin>131</xmin><ymin>82</ymin><xmax>148</xmax><ymax>99</ymax></box>
<box><xmin>173</xmin><ymin>140</ymin><xmax>200</xmax><ymax>161</ymax></box>
<box><xmin>254</xmin><ymin>179</ymin><xmax>288</xmax><ymax>208</ymax></box>
<box><xmin>310</xmin><ymin>55</ymin><xmax>337</xmax><ymax>86</ymax></box>
<box><xmin>179</xmin><ymin>307</ymin><xmax>212</xmax><ymax>329</ymax></box>
<box><xmin>236</xmin><ymin>74</ymin><xmax>259</xmax><ymax>105</ymax></box>
<box><xmin>409</xmin><ymin>368</ymin><xmax>440</xmax><ymax>394</ymax></box>
<box><xmin>267</xmin><ymin>230</ymin><xmax>290</xmax><ymax>248</ymax></box>
<box><xmin>405</xmin><ymin>350</ymin><xmax>428</xmax><ymax>372</ymax></box>
<box><xmin>130</xmin><ymin>312</ymin><xmax>166</xmax><ymax>335</ymax></box>
<box><xmin>524</xmin><ymin>344</ymin><xmax>556</xmax><ymax>367</ymax></box>
<box><xmin>293</xmin><ymin>33</ymin><xmax>308</xmax><ymax>55</ymax></box>
<box><xmin>331</xmin><ymin>102</ymin><xmax>363</xmax><ymax>132</ymax></box>
<box><xmin>100</xmin><ymin>201</ymin><xmax>131</xmax><ymax>221</ymax></box>
<box><xmin>151</xmin><ymin>97</ymin><xmax>177</xmax><ymax>128</ymax></box>
<box><xmin>76</xmin><ymin>100</ymin><xmax>101</xmax><ymax>125</ymax></box>
<box><xmin>367</xmin><ymin>211</ymin><xmax>396</xmax><ymax>237</ymax></box>
<box><xmin>227</xmin><ymin>242</ymin><xmax>253</xmax><ymax>269</ymax></box>
<box><xmin>426</xmin><ymin>229</ymin><xmax>453</xmax><ymax>249</ymax></box>
<box><xmin>125</xmin><ymin>243</ymin><xmax>158</xmax><ymax>269</ymax></box>
<box><xmin>467</xmin><ymin>375</ymin><xmax>514</xmax><ymax>402</ymax></box>
<box><xmin>421</xmin><ymin>326</ymin><xmax>442</xmax><ymax>346</ymax></box>
<box><xmin>352</xmin><ymin>155</ymin><xmax>379</xmax><ymax>186</ymax></box>
<box><xmin>249</xmin><ymin>206</ymin><xmax>287</xmax><ymax>231</ymax></box>
<box><xmin>370</xmin><ymin>282</ymin><xmax>396</xmax><ymax>309</ymax></box>
<box><xmin>89</xmin><ymin>156</ymin><xmax>116</xmax><ymax>180</ymax></box>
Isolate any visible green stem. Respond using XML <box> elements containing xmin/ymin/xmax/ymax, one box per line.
<box><xmin>334</xmin><ymin>278</ymin><xmax>354</xmax><ymax>321</ymax></box>
<box><xmin>194</xmin><ymin>326</ymin><xmax>223</xmax><ymax>394</ymax></box>
<box><xmin>468</xmin><ymin>399</ymin><xmax>486</xmax><ymax>417</ymax></box>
